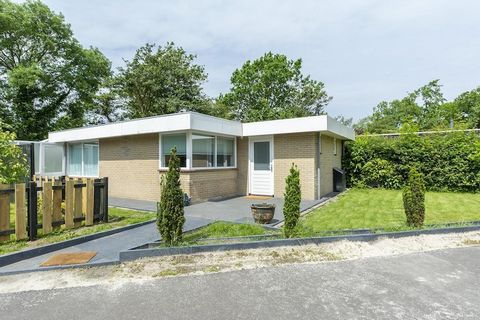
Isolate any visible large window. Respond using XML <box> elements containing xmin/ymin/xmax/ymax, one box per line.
<box><xmin>44</xmin><ymin>144</ymin><xmax>64</xmax><ymax>174</ymax></box>
<box><xmin>160</xmin><ymin>133</ymin><xmax>236</xmax><ymax>169</ymax></box>
<box><xmin>162</xmin><ymin>134</ymin><xmax>187</xmax><ymax>167</ymax></box>
<box><xmin>192</xmin><ymin>134</ymin><xmax>214</xmax><ymax>167</ymax></box>
<box><xmin>217</xmin><ymin>137</ymin><xmax>235</xmax><ymax>167</ymax></box>
<box><xmin>68</xmin><ymin>142</ymin><xmax>99</xmax><ymax>177</ymax></box>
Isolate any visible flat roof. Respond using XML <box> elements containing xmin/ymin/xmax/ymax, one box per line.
<box><xmin>47</xmin><ymin>111</ymin><xmax>355</xmax><ymax>142</ymax></box>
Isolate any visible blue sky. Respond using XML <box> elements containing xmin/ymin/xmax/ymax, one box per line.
<box><xmin>41</xmin><ymin>0</ymin><xmax>480</xmax><ymax>120</ymax></box>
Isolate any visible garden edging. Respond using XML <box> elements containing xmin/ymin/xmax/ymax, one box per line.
<box><xmin>119</xmin><ymin>224</ymin><xmax>480</xmax><ymax>262</ymax></box>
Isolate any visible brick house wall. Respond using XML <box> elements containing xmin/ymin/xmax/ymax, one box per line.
<box><xmin>319</xmin><ymin>134</ymin><xmax>343</xmax><ymax>196</ymax></box>
<box><xmin>99</xmin><ymin>133</ymin><xmax>161</xmax><ymax>201</ymax></box>
<box><xmin>273</xmin><ymin>133</ymin><xmax>317</xmax><ymax>200</ymax></box>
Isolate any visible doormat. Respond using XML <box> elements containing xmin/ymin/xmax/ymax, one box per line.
<box><xmin>245</xmin><ymin>195</ymin><xmax>273</xmax><ymax>200</ymax></box>
<box><xmin>40</xmin><ymin>252</ymin><xmax>97</xmax><ymax>267</ymax></box>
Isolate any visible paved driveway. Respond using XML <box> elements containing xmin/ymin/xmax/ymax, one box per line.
<box><xmin>1</xmin><ymin>246</ymin><xmax>478</xmax><ymax>319</ymax></box>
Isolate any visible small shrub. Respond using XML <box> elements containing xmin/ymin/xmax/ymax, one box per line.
<box><xmin>358</xmin><ymin>158</ymin><xmax>401</xmax><ymax>189</ymax></box>
<box><xmin>157</xmin><ymin>147</ymin><xmax>185</xmax><ymax>246</ymax></box>
<box><xmin>402</xmin><ymin>168</ymin><xmax>426</xmax><ymax>227</ymax></box>
<box><xmin>283</xmin><ymin>164</ymin><xmax>301</xmax><ymax>238</ymax></box>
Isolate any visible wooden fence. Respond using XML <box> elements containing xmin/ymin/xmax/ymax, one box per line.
<box><xmin>0</xmin><ymin>177</ymin><xmax>108</xmax><ymax>242</ymax></box>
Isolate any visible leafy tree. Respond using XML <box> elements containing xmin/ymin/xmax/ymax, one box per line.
<box><xmin>445</xmin><ymin>87</ymin><xmax>480</xmax><ymax>128</ymax></box>
<box><xmin>357</xmin><ymin>80</ymin><xmax>447</xmax><ymax>133</ymax></box>
<box><xmin>119</xmin><ymin>42</ymin><xmax>209</xmax><ymax>118</ymax></box>
<box><xmin>218</xmin><ymin>52</ymin><xmax>331</xmax><ymax>122</ymax></box>
<box><xmin>0</xmin><ymin>122</ymin><xmax>28</xmax><ymax>183</ymax></box>
<box><xmin>0</xmin><ymin>0</ymin><xmax>111</xmax><ymax>140</ymax></box>
<box><xmin>402</xmin><ymin>168</ymin><xmax>426</xmax><ymax>227</ymax></box>
<box><xmin>86</xmin><ymin>75</ymin><xmax>125</xmax><ymax>125</ymax></box>
<box><xmin>283</xmin><ymin>164</ymin><xmax>301</xmax><ymax>238</ymax></box>
<box><xmin>334</xmin><ymin>115</ymin><xmax>353</xmax><ymax>127</ymax></box>
<box><xmin>157</xmin><ymin>147</ymin><xmax>185</xmax><ymax>246</ymax></box>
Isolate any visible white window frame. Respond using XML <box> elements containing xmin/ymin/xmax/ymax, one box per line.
<box><xmin>159</xmin><ymin>131</ymin><xmax>237</xmax><ymax>170</ymax></box>
<box><xmin>67</xmin><ymin>141</ymin><xmax>99</xmax><ymax>178</ymax></box>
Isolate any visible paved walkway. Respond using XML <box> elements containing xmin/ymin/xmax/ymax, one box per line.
<box><xmin>0</xmin><ymin>195</ymin><xmax>334</xmax><ymax>274</ymax></box>
<box><xmin>111</xmin><ymin>194</ymin><xmax>334</xmax><ymax>224</ymax></box>
<box><xmin>0</xmin><ymin>216</ymin><xmax>212</xmax><ymax>274</ymax></box>
<box><xmin>1</xmin><ymin>246</ymin><xmax>478</xmax><ymax>319</ymax></box>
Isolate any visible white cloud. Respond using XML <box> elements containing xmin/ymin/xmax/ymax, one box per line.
<box><xmin>40</xmin><ymin>0</ymin><xmax>480</xmax><ymax>120</ymax></box>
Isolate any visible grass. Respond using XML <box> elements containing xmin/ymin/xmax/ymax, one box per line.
<box><xmin>0</xmin><ymin>207</ymin><xmax>155</xmax><ymax>256</ymax></box>
<box><xmin>178</xmin><ymin>221</ymin><xmax>278</xmax><ymax>246</ymax></box>
<box><xmin>300</xmin><ymin>188</ymin><xmax>480</xmax><ymax>235</ymax></box>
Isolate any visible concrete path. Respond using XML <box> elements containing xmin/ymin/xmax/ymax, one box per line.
<box><xmin>111</xmin><ymin>194</ymin><xmax>333</xmax><ymax>224</ymax></box>
<box><xmin>1</xmin><ymin>246</ymin><xmax>478</xmax><ymax>319</ymax></box>
<box><xmin>0</xmin><ymin>216</ymin><xmax>212</xmax><ymax>274</ymax></box>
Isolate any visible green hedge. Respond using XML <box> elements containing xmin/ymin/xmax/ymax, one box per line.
<box><xmin>343</xmin><ymin>131</ymin><xmax>480</xmax><ymax>192</ymax></box>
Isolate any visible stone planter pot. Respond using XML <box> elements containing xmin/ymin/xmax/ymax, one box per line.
<box><xmin>251</xmin><ymin>203</ymin><xmax>276</xmax><ymax>224</ymax></box>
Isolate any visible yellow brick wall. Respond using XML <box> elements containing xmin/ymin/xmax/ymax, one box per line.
<box><xmin>319</xmin><ymin>135</ymin><xmax>343</xmax><ymax>196</ymax></box>
<box><xmin>99</xmin><ymin>133</ymin><xmax>161</xmax><ymax>201</ymax></box>
<box><xmin>177</xmin><ymin>169</ymin><xmax>238</xmax><ymax>203</ymax></box>
<box><xmin>273</xmin><ymin>133</ymin><xmax>316</xmax><ymax>200</ymax></box>
<box><xmin>236</xmin><ymin>137</ymin><xmax>249</xmax><ymax>196</ymax></box>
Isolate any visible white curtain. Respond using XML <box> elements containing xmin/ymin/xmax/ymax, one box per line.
<box><xmin>83</xmin><ymin>144</ymin><xmax>99</xmax><ymax>176</ymax></box>
<box><xmin>68</xmin><ymin>144</ymin><xmax>83</xmax><ymax>176</ymax></box>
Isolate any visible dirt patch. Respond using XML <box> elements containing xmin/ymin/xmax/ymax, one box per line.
<box><xmin>0</xmin><ymin>230</ymin><xmax>479</xmax><ymax>293</ymax></box>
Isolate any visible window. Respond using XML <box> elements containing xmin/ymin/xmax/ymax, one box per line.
<box><xmin>253</xmin><ymin>141</ymin><xmax>270</xmax><ymax>170</ymax></box>
<box><xmin>192</xmin><ymin>134</ymin><xmax>214</xmax><ymax>167</ymax></box>
<box><xmin>333</xmin><ymin>138</ymin><xmax>337</xmax><ymax>156</ymax></box>
<box><xmin>83</xmin><ymin>143</ymin><xmax>99</xmax><ymax>176</ymax></box>
<box><xmin>217</xmin><ymin>137</ymin><xmax>235</xmax><ymax>167</ymax></box>
<box><xmin>44</xmin><ymin>144</ymin><xmax>64</xmax><ymax>174</ymax></box>
<box><xmin>162</xmin><ymin>134</ymin><xmax>187</xmax><ymax>167</ymax></box>
<box><xmin>68</xmin><ymin>142</ymin><xmax>99</xmax><ymax>177</ymax></box>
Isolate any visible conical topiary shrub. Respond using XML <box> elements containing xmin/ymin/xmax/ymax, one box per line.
<box><xmin>157</xmin><ymin>147</ymin><xmax>185</xmax><ymax>246</ymax></box>
<box><xmin>283</xmin><ymin>164</ymin><xmax>301</xmax><ymax>238</ymax></box>
<box><xmin>402</xmin><ymin>167</ymin><xmax>426</xmax><ymax>227</ymax></box>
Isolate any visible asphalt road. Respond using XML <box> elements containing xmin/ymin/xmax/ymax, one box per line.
<box><xmin>1</xmin><ymin>246</ymin><xmax>479</xmax><ymax>319</ymax></box>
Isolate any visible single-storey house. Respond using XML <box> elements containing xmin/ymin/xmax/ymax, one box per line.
<box><xmin>39</xmin><ymin>112</ymin><xmax>354</xmax><ymax>203</ymax></box>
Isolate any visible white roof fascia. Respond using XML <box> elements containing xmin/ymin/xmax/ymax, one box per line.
<box><xmin>47</xmin><ymin>112</ymin><xmax>354</xmax><ymax>143</ymax></box>
<box><xmin>48</xmin><ymin>112</ymin><xmax>242</xmax><ymax>143</ymax></box>
<box><xmin>242</xmin><ymin>115</ymin><xmax>355</xmax><ymax>140</ymax></box>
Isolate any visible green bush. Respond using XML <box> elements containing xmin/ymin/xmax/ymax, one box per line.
<box><xmin>157</xmin><ymin>147</ymin><xmax>185</xmax><ymax>246</ymax></box>
<box><xmin>357</xmin><ymin>158</ymin><xmax>401</xmax><ymax>189</ymax></box>
<box><xmin>0</xmin><ymin>126</ymin><xmax>28</xmax><ymax>183</ymax></box>
<box><xmin>283</xmin><ymin>164</ymin><xmax>301</xmax><ymax>238</ymax></box>
<box><xmin>402</xmin><ymin>168</ymin><xmax>426</xmax><ymax>227</ymax></box>
<box><xmin>343</xmin><ymin>131</ymin><xmax>480</xmax><ymax>192</ymax></box>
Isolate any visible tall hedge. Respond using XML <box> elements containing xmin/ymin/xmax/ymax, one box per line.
<box><xmin>157</xmin><ymin>147</ymin><xmax>185</xmax><ymax>246</ymax></box>
<box><xmin>343</xmin><ymin>131</ymin><xmax>480</xmax><ymax>192</ymax></box>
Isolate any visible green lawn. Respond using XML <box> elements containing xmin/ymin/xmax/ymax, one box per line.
<box><xmin>182</xmin><ymin>222</ymin><xmax>278</xmax><ymax>245</ymax></box>
<box><xmin>0</xmin><ymin>207</ymin><xmax>155</xmax><ymax>255</ymax></box>
<box><xmin>301</xmin><ymin>188</ymin><xmax>480</xmax><ymax>234</ymax></box>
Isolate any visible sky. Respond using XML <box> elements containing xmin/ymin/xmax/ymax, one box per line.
<box><xmin>39</xmin><ymin>0</ymin><xmax>480</xmax><ymax>120</ymax></box>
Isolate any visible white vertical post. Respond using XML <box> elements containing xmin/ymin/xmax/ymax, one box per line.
<box><xmin>186</xmin><ymin>131</ymin><xmax>192</xmax><ymax>170</ymax></box>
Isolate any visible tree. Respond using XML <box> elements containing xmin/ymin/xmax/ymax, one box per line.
<box><xmin>402</xmin><ymin>168</ymin><xmax>426</xmax><ymax>227</ymax></box>
<box><xmin>218</xmin><ymin>52</ymin><xmax>331</xmax><ymax>122</ymax></box>
<box><xmin>0</xmin><ymin>122</ymin><xmax>28</xmax><ymax>183</ymax></box>
<box><xmin>445</xmin><ymin>87</ymin><xmax>480</xmax><ymax>128</ymax></box>
<box><xmin>118</xmin><ymin>42</ymin><xmax>209</xmax><ymax>118</ymax></box>
<box><xmin>357</xmin><ymin>80</ymin><xmax>447</xmax><ymax>133</ymax></box>
<box><xmin>86</xmin><ymin>75</ymin><xmax>125</xmax><ymax>125</ymax></box>
<box><xmin>157</xmin><ymin>147</ymin><xmax>185</xmax><ymax>246</ymax></box>
<box><xmin>283</xmin><ymin>164</ymin><xmax>301</xmax><ymax>238</ymax></box>
<box><xmin>334</xmin><ymin>115</ymin><xmax>353</xmax><ymax>127</ymax></box>
<box><xmin>0</xmin><ymin>0</ymin><xmax>111</xmax><ymax>140</ymax></box>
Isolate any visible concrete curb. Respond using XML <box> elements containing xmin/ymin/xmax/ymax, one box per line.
<box><xmin>0</xmin><ymin>219</ymin><xmax>156</xmax><ymax>268</ymax></box>
<box><xmin>119</xmin><ymin>224</ymin><xmax>480</xmax><ymax>262</ymax></box>
<box><xmin>0</xmin><ymin>260</ymin><xmax>120</xmax><ymax>277</ymax></box>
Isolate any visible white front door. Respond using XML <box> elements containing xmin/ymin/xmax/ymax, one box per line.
<box><xmin>249</xmin><ymin>136</ymin><xmax>274</xmax><ymax>196</ymax></box>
